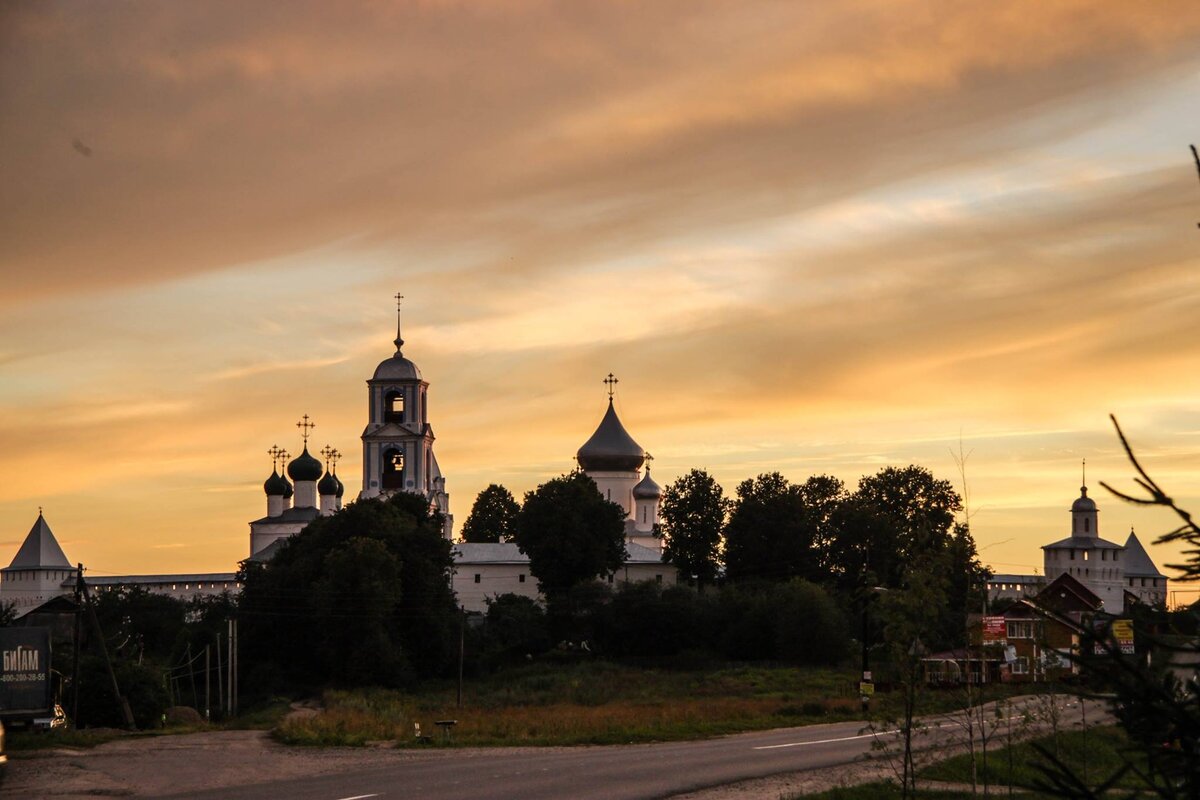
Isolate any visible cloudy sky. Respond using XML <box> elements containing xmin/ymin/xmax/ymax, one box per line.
<box><xmin>2</xmin><ymin>1</ymin><xmax>1199</xmax><ymax>596</ymax></box>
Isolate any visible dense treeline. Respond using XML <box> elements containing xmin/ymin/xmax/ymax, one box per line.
<box><xmin>659</xmin><ymin>465</ymin><xmax>989</xmax><ymax>651</ymax></box>
<box><xmin>474</xmin><ymin>578</ymin><xmax>852</xmax><ymax>669</ymax></box>
<box><xmin>66</xmin><ymin>461</ymin><xmax>988</xmax><ymax>719</ymax></box>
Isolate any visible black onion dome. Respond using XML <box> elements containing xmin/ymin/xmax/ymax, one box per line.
<box><xmin>333</xmin><ymin>473</ymin><xmax>345</xmax><ymax>499</ymax></box>
<box><xmin>287</xmin><ymin>447</ymin><xmax>324</xmax><ymax>481</ymax></box>
<box><xmin>264</xmin><ymin>469</ymin><xmax>287</xmax><ymax>497</ymax></box>
<box><xmin>318</xmin><ymin>470</ymin><xmax>339</xmax><ymax>496</ymax></box>
<box><xmin>577</xmin><ymin>399</ymin><xmax>645</xmax><ymax>472</ymax></box>
<box><xmin>1071</xmin><ymin>486</ymin><xmax>1097</xmax><ymax>512</ymax></box>
<box><xmin>633</xmin><ymin>470</ymin><xmax>661</xmax><ymax>499</ymax></box>
<box><xmin>281</xmin><ymin>475</ymin><xmax>294</xmax><ymax>500</ymax></box>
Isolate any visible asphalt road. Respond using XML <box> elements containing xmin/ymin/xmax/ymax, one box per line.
<box><xmin>164</xmin><ymin>696</ymin><xmax>1104</xmax><ymax>800</ymax></box>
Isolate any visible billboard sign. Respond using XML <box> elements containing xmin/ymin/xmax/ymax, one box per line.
<box><xmin>1112</xmin><ymin>619</ymin><xmax>1135</xmax><ymax>655</ymax></box>
<box><xmin>1093</xmin><ymin>618</ymin><xmax>1136</xmax><ymax>656</ymax></box>
<box><xmin>0</xmin><ymin>627</ymin><xmax>52</xmax><ymax>715</ymax></box>
<box><xmin>982</xmin><ymin>616</ymin><xmax>1006</xmax><ymax>643</ymax></box>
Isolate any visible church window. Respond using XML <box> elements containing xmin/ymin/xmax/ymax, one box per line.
<box><xmin>383</xmin><ymin>449</ymin><xmax>405</xmax><ymax>489</ymax></box>
<box><xmin>1084</xmin><ymin>518</ymin><xmax>1090</xmax><ymax>533</ymax></box>
<box><xmin>1082</xmin><ymin>551</ymin><xmax>1088</xmax><ymax>561</ymax></box>
<box><xmin>1114</xmin><ymin>551</ymin><xmax>1119</xmax><ymax>560</ymax></box>
<box><xmin>1141</xmin><ymin>578</ymin><xmax>1146</xmax><ymax>587</ymax></box>
<box><xmin>655</xmin><ymin>574</ymin><xmax>663</xmax><ymax>584</ymax></box>
<box><xmin>1069</xmin><ymin>550</ymin><xmax>1075</xmax><ymax>560</ymax></box>
<box><xmin>1101</xmin><ymin>550</ymin><xmax>1107</xmax><ymax>561</ymax></box>
<box><xmin>474</xmin><ymin>574</ymin><xmax>481</xmax><ymax>584</ymax></box>
<box><xmin>518</xmin><ymin>574</ymin><xmax>526</xmax><ymax>583</ymax></box>
<box><xmin>385</xmin><ymin>391</ymin><xmax>405</xmax><ymax>423</ymax></box>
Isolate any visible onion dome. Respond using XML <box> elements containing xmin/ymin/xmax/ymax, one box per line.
<box><xmin>633</xmin><ymin>469</ymin><xmax>661</xmax><ymax>499</ymax></box>
<box><xmin>288</xmin><ymin>447</ymin><xmax>323</xmax><ymax>482</ymax></box>
<box><xmin>334</xmin><ymin>472</ymin><xmax>345</xmax><ymax>499</ymax></box>
<box><xmin>264</xmin><ymin>470</ymin><xmax>287</xmax><ymax>497</ymax></box>
<box><xmin>282</xmin><ymin>476</ymin><xmax>293</xmax><ymax>500</ymax></box>
<box><xmin>1071</xmin><ymin>485</ymin><xmax>1096</xmax><ymax>512</ymax></box>
<box><xmin>318</xmin><ymin>470</ymin><xmax>339</xmax><ymax>496</ymax></box>
<box><xmin>577</xmin><ymin>399</ymin><xmax>645</xmax><ymax>472</ymax></box>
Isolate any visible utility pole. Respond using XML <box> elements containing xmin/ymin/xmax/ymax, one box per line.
<box><xmin>231</xmin><ymin>617</ymin><xmax>238</xmax><ymax>717</ymax></box>
<box><xmin>216</xmin><ymin>632</ymin><xmax>223</xmax><ymax>719</ymax></box>
<box><xmin>71</xmin><ymin>564</ymin><xmax>83</xmax><ymax>727</ymax></box>
<box><xmin>187</xmin><ymin>643</ymin><xmax>198</xmax><ymax>709</ymax></box>
<box><xmin>457</xmin><ymin>607</ymin><xmax>465</xmax><ymax>708</ymax></box>
<box><xmin>205</xmin><ymin>645</ymin><xmax>211</xmax><ymax>721</ymax></box>
<box><xmin>79</xmin><ymin>570</ymin><xmax>136</xmax><ymax>729</ymax></box>
<box><xmin>226</xmin><ymin>619</ymin><xmax>233</xmax><ymax>716</ymax></box>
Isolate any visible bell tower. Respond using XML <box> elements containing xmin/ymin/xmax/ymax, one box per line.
<box><xmin>359</xmin><ymin>296</ymin><xmax>452</xmax><ymax>537</ymax></box>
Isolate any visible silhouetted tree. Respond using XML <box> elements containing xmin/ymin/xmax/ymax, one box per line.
<box><xmin>659</xmin><ymin>469</ymin><xmax>730</xmax><ymax>589</ymax></box>
<box><xmin>239</xmin><ymin>492</ymin><xmax>457</xmax><ymax>691</ymax></box>
<box><xmin>461</xmin><ymin>483</ymin><xmax>520</xmax><ymax>543</ymax></box>
<box><xmin>724</xmin><ymin>472</ymin><xmax>846</xmax><ymax>584</ymax></box>
<box><xmin>514</xmin><ymin>471</ymin><xmax>627</xmax><ymax>600</ymax></box>
<box><xmin>832</xmin><ymin>465</ymin><xmax>962</xmax><ymax>594</ymax></box>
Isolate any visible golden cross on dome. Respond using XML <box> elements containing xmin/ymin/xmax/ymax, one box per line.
<box><xmin>604</xmin><ymin>373</ymin><xmax>618</xmax><ymax>398</ymax></box>
<box><xmin>296</xmin><ymin>415</ymin><xmax>315</xmax><ymax>447</ymax></box>
<box><xmin>278</xmin><ymin>448</ymin><xmax>291</xmax><ymax>465</ymax></box>
<box><xmin>329</xmin><ymin>448</ymin><xmax>341</xmax><ymax>470</ymax></box>
<box><xmin>268</xmin><ymin>444</ymin><xmax>285</xmax><ymax>471</ymax></box>
<box><xmin>320</xmin><ymin>444</ymin><xmax>337</xmax><ymax>469</ymax></box>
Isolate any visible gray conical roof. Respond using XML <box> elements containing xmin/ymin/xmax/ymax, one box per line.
<box><xmin>577</xmin><ymin>399</ymin><xmax>645</xmax><ymax>472</ymax></box>
<box><xmin>7</xmin><ymin>513</ymin><xmax>72</xmax><ymax>570</ymax></box>
<box><xmin>1122</xmin><ymin>530</ymin><xmax>1165</xmax><ymax>578</ymax></box>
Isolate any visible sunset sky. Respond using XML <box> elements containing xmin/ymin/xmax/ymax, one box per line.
<box><xmin>3</xmin><ymin>2</ymin><xmax>1200</xmax><ymax>599</ymax></box>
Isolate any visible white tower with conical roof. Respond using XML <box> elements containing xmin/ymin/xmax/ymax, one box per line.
<box><xmin>0</xmin><ymin>511</ymin><xmax>75</xmax><ymax>616</ymax></box>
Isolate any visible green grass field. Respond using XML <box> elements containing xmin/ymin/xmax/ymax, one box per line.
<box><xmin>795</xmin><ymin>726</ymin><xmax>1142</xmax><ymax>799</ymax></box>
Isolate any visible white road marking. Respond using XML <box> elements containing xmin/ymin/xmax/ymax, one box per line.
<box><xmin>754</xmin><ymin>730</ymin><xmax>899</xmax><ymax>750</ymax></box>
<box><xmin>335</xmin><ymin>795</ymin><xmax>380</xmax><ymax>800</ymax></box>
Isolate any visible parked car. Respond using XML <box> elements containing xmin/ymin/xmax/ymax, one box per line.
<box><xmin>33</xmin><ymin>704</ymin><xmax>66</xmax><ymax>731</ymax></box>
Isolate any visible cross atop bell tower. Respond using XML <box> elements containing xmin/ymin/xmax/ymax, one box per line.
<box><xmin>394</xmin><ymin>292</ymin><xmax>405</xmax><ymax>354</ymax></box>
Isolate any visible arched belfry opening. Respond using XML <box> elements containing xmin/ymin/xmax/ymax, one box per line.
<box><xmin>385</xmin><ymin>390</ymin><xmax>405</xmax><ymax>423</ymax></box>
<box><xmin>382</xmin><ymin>447</ymin><xmax>405</xmax><ymax>489</ymax></box>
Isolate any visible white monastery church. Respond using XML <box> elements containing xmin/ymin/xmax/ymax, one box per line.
<box><xmin>1</xmin><ymin>303</ymin><xmax>671</xmax><ymax>615</ymax></box>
